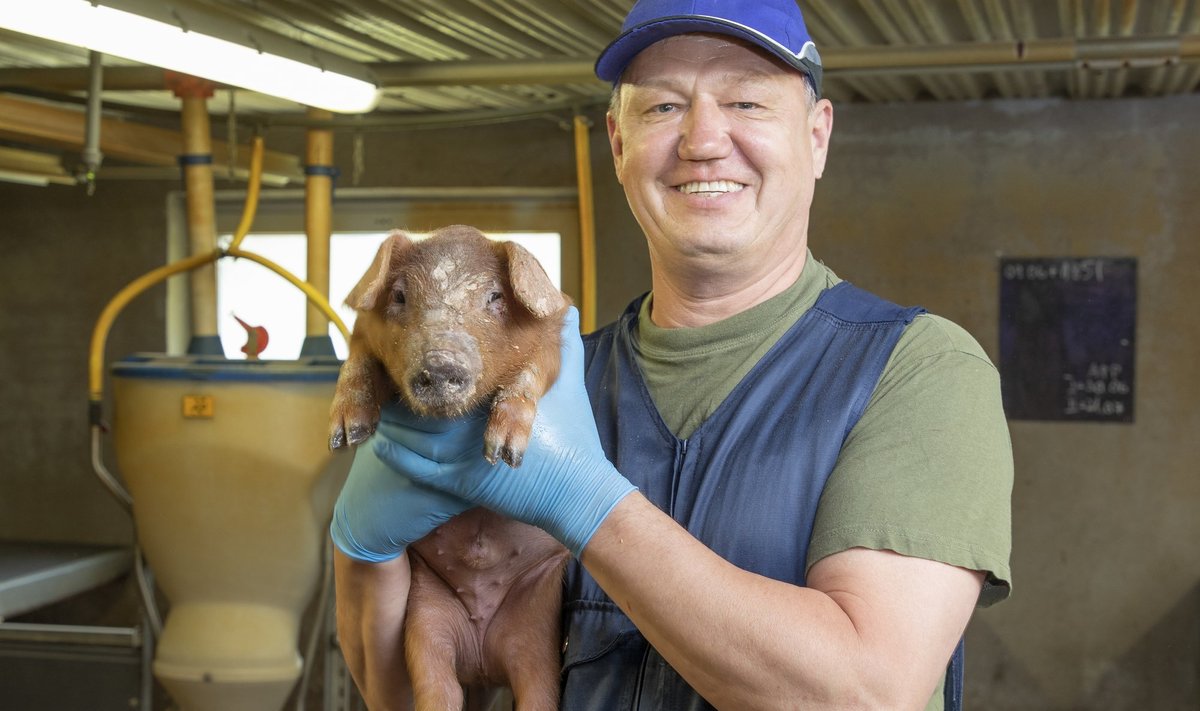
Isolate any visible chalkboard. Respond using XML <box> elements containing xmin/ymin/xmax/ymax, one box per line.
<box><xmin>999</xmin><ymin>257</ymin><xmax>1136</xmax><ymax>423</ymax></box>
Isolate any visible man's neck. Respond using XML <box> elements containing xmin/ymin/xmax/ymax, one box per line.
<box><xmin>648</xmin><ymin>249</ymin><xmax>808</xmax><ymax>328</ymax></box>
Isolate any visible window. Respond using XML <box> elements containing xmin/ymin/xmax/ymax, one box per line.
<box><xmin>215</xmin><ymin>231</ymin><xmax>562</xmax><ymax>360</ymax></box>
<box><xmin>166</xmin><ymin>187</ymin><xmax>580</xmax><ymax>356</ymax></box>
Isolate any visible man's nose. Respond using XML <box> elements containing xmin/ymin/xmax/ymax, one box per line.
<box><xmin>677</xmin><ymin>100</ymin><xmax>732</xmax><ymax>161</ymax></box>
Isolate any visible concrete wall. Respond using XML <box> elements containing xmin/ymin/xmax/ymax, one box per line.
<box><xmin>815</xmin><ymin>95</ymin><xmax>1200</xmax><ymax>710</ymax></box>
<box><xmin>1</xmin><ymin>92</ymin><xmax>1196</xmax><ymax>709</ymax></box>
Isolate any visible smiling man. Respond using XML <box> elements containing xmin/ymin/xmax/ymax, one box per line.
<box><xmin>606</xmin><ymin>31</ymin><xmax>829</xmax><ymax>326</ymax></box>
<box><xmin>330</xmin><ymin>1</ymin><xmax>1013</xmax><ymax>710</ymax></box>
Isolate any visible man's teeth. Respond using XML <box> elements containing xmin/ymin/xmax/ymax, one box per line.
<box><xmin>677</xmin><ymin>180</ymin><xmax>745</xmax><ymax>195</ymax></box>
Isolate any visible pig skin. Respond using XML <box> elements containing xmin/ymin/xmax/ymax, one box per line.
<box><xmin>330</xmin><ymin>225</ymin><xmax>571</xmax><ymax>711</ymax></box>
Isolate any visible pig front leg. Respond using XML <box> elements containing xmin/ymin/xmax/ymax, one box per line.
<box><xmin>329</xmin><ymin>348</ymin><xmax>392</xmax><ymax>450</ymax></box>
<box><xmin>485</xmin><ymin>361</ymin><xmax>557</xmax><ymax>468</ymax></box>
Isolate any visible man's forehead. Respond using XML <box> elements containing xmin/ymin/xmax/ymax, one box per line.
<box><xmin>622</xmin><ymin>33</ymin><xmax>804</xmax><ymax>85</ymax></box>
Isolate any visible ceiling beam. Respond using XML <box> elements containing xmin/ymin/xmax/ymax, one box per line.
<box><xmin>0</xmin><ymin>94</ymin><xmax>303</xmax><ymax>182</ymax></box>
<box><xmin>0</xmin><ymin>65</ymin><xmax>166</xmax><ymax>91</ymax></box>
<box><xmin>0</xmin><ymin>145</ymin><xmax>74</xmax><ymax>185</ymax></box>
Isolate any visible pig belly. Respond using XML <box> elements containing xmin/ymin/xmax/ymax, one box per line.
<box><xmin>406</xmin><ymin>507</ymin><xmax>569</xmax><ymax>703</ymax></box>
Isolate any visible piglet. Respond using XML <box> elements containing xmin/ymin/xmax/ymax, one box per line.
<box><xmin>330</xmin><ymin>224</ymin><xmax>571</xmax><ymax>711</ymax></box>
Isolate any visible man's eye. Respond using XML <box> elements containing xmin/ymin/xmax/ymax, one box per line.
<box><xmin>733</xmin><ymin>101</ymin><xmax>759</xmax><ymax>110</ymax></box>
<box><xmin>651</xmin><ymin>103</ymin><xmax>678</xmax><ymax>113</ymax></box>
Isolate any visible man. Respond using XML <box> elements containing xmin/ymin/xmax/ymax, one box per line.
<box><xmin>331</xmin><ymin>1</ymin><xmax>1013</xmax><ymax>709</ymax></box>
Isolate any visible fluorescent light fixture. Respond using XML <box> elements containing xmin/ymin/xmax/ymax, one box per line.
<box><xmin>0</xmin><ymin>0</ymin><xmax>379</xmax><ymax>113</ymax></box>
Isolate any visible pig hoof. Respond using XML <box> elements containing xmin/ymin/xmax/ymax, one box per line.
<box><xmin>484</xmin><ymin>441</ymin><xmax>524</xmax><ymax>467</ymax></box>
<box><xmin>329</xmin><ymin>429</ymin><xmax>347</xmax><ymax>450</ymax></box>
<box><xmin>501</xmin><ymin>447</ymin><xmax>524</xmax><ymax>468</ymax></box>
<box><xmin>347</xmin><ymin>423</ymin><xmax>376</xmax><ymax>446</ymax></box>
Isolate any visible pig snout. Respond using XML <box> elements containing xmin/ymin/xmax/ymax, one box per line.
<box><xmin>413</xmin><ymin>350</ymin><xmax>472</xmax><ymax>397</ymax></box>
<box><xmin>404</xmin><ymin>332</ymin><xmax>485</xmax><ymax>415</ymax></box>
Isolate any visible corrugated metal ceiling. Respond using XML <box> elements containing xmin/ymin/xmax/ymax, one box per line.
<box><xmin>1</xmin><ymin>0</ymin><xmax>1197</xmax><ymax>116</ymax></box>
<box><xmin>0</xmin><ymin>1</ymin><xmax>1196</xmax><ymax>182</ymax></box>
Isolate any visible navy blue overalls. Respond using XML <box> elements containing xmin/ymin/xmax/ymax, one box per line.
<box><xmin>562</xmin><ymin>281</ymin><xmax>965</xmax><ymax>710</ymax></box>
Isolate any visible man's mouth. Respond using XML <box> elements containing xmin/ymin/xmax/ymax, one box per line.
<box><xmin>675</xmin><ymin>180</ymin><xmax>745</xmax><ymax>196</ymax></box>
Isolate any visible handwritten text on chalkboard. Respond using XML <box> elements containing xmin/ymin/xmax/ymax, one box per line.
<box><xmin>1001</xmin><ymin>258</ymin><xmax>1108</xmax><ymax>283</ymax></box>
<box><xmin>999</xmin><ymin>257</ymin><xmax>1136</xmax><ymax>423</ymax></box>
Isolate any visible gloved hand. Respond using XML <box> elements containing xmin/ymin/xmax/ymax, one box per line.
<box><xmin>372</xmin><ymin>307</ymin><xmax>637</xmax><ymax>557</ymax></box>
<box><xmin>329</xmin><ymin>416</ymin><xmax>473</xmax><ymax>563</ymax></box>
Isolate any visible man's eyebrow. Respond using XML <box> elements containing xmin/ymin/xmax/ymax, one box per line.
<box><xmin>625</xmin><ymin>76</ymin><xmax>685</xmax><ymax>94</ymax></box>
<box><xmin>719</xmin><ymin>69</ymin><xmax>776</xmax><ymax>85</ymax></box>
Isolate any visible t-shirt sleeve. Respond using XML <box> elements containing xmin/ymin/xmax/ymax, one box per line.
<box><xmin>806</xmin><ymin>314</ymin><xmax>1014</xmax><ymax>607</ymax></box>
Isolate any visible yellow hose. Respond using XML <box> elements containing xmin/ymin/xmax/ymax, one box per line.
<box><xmin>226</xmin><ymin>247</ymin><xmax>351</xmax><ymax>341</ymax></box>
<box><xmin>228</xmin><ymin>135</ymin><xmax>265</xmax><ymax>252</ymax></box>
<box><xmin>87</xmin><ymin>249</ymin><xmax>351</xmax><ymax>404</ymax></box>
<box><xmin>88</xmin><ymin>251</ymin><xmax>219</xmax><ymax>402</ymax></box>
<box><xmin>88</xmin><ymin>134</ymin><xmax>350</xmax><ymax>411</ymax></box>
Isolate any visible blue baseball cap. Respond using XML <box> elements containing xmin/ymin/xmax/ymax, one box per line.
<box><xmin>595</xmin><ymin>0</ymin><xmax>823</xmax><ymax>95</ymax></box>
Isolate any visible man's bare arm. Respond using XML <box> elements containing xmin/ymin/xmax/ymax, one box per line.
<box><xmin>333</xmin><ymin>550</ymin><xmax>414</xmax><ymax>711</ymax></box>
<box><xmin>582</xmin><ymin>493</ymin><xmax>983</xmax><ymax>711</ymax></box>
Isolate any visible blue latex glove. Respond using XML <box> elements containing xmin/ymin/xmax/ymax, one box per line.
<box><xmin>329</xmin><ymin>420</ymin><xmax>473</xmax><ymax>563</ymax></box>
<box><xmin>372</xmin><ymin>307</ymin><xmax>637</xmax><ymax>557</ymax></box>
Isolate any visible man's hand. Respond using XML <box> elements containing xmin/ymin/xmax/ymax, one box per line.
<box><xmin>372</xmin><ymin>307</ymin><xmax>638</xmax><ymax>556</ymax></box>
<box><xmin>330</xmin><ymin>415</ymin><xmax>474</xmax><ymax>563</ymax></box>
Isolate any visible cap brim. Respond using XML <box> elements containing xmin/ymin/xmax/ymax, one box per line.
<box><xmin>594</xmin><ymin>16</ymin><xmax>821</xmax><ymax>95</ymax></box>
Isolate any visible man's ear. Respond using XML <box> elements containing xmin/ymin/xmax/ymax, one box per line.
<box><xmin>607</xmin><ymin>111</ymin><xmax>625</xmax><ymax>185</ymax></box>
<box><xmin>809</xmin><ymin>99</ymin><xmax>834</xmax><ymax>180</ymax></box>
<box><xmin>346</xmin><ymin>230</ymin><xmax>412</xmax><ymax>311</ymax></box>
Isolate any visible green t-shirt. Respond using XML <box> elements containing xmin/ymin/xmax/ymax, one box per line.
<box><xmin>632</xmin><ymin>254</ymin><xmax>1013</xmax><ymax>710</ymax></box>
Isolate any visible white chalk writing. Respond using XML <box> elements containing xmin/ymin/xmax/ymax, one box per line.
<box><xmin>1063</xmin><ymin>362</ymin><xmax>1131</xmax><ymax>417</ymax></box>
<box><xmin>1003</xmin><ymin>258</ymin><xmax>1106</xmax><ymax>283</ymax></box>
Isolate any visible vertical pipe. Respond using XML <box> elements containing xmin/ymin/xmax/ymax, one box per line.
<box><xmin>302</xmin><ymin>108</ymin><xmax>337</xmax><ymax>357</ymax></box>
<box><xmin>573</xmin><ymin>113</ymin><xmax>597</xmax><ymax>334</ymax></box>
<box><xmin>81</xmin><ymin>50</ymin><xmax>104</xmax><ymax>193</ymax></box>
<box><xmin>170</xmin><ymin>75</ymin><xmax>221</xmax><ymax>355</ymax></box>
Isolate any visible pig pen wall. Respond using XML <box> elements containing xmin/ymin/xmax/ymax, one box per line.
<box><xmin>1</xmin><ymin>93</ymin><xmax>1197</xmax><ymax>709</ymax></box>
<box><xmin>811</xmin><ymin>95</ymin><xmax>1199</xmax><ymax>711</ymax></box>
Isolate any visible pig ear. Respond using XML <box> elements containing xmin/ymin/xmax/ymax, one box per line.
<box><xmin>346</xmin><ymin>230</ymin><xmax>412</xmax><ymax>311</ymax></box>
<box><xmin>503</xmin><ymin>241</ymin><xmax>566</xmax><ymax>319</ymax></box>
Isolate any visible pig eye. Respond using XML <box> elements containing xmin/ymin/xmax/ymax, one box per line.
<box><xmin>488</xmin><ymin>291</ymin><xmax>503</xmax><ymax>304</ymax></box>
<box><xmin>392</xmin><ymin>289</ymin><xmax>405</xmax><ymax>305</ymax></box>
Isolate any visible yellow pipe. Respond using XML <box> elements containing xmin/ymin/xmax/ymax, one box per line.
<box><xmin>573</xmin><ymin>113</ymin><xmax>597</xmax><ymax>333</ymax></box>
<box><xmin>88</xmin><ymin>132</ymin><xmax>350</xmax><ymax>412</ymax></box>
<box><xmin>304</xmin><ymin>108</ymin><xmax>335</xmax><ymax>338</ymax></box>
<box><xmin>223</xmin><ymin>132</ymin><xmax>348</xmax><ymax>339</ymax></box>
<box><xmin>180</xmin><ymin>94</ymin><xmax>219</xmax><ymax>339</ymax></box>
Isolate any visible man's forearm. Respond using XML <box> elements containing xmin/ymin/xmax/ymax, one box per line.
<box><xmin>580</xmin><ymin>493</ymin><xmax>982</xmax><ymax>711</ymax></box>
<box><xmin>333</xmin><ymin>549</ymin><xmax>414</xmax><ymax>711</ymax></box>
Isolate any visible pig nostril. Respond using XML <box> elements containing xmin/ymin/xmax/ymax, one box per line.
<box><xmin>412</xmin><ymin>361</ymin><xmax>474</xmax><ymax>402</ymax></box>
<box><xmin>409</xmin><ymin>347</ymin><xmax>480</xmax><ymax>410</ymax></box>
<box><xmin>439</xmin><ymin>368</ymin><xmax>470</xmax><ymax>390</ymax></box>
